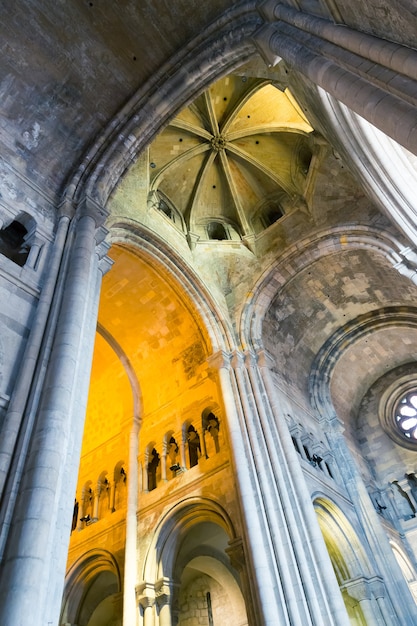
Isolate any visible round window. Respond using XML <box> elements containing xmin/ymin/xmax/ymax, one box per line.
<box><xmin>394</xmin><ymin>390</ymin><xmax>417</xmax><ymax>441</ymax></box>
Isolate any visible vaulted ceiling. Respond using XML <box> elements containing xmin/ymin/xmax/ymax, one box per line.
<box><xmin>2</xmin><ymin>0</ymin><xmax>416</xmax><ymax>205</ymax></box>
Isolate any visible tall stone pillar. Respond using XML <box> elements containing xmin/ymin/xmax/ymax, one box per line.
<box><xmin>155</xmin><ymin>578</ymin><xmax>176</xmax><ymax>626</ymax></box>
<box><xmin>137</xmin><ymin>584</ymin><xmax>156</xmax><ymax>626</ymax></box>
<box><xmin>209</xmin><ymin>350</ymin><xmax>351</xmax><ymax>626</ymax></box>
<box><xmin>343</xmin><ymin>578</ymin><xmax>384</xmax><ymax>626</ymax></box>
<box><xmin>325</xmin><ymin>419</ymin><xmax>417</xmax><ymax>624</ymax></box>
<box><xmin>254</xmin><ymin>2</ymin><xmax>417</xmax><ymax>154</ymax></box>
<box><xmin>0</xmin><ymin>211</ymin><xmax>71</xmax><ymax>557</ymax></box>
<box><xmin>0</xmin><ymin>198</ymin><xmax>112</xmax><ymax>626</ymax></box>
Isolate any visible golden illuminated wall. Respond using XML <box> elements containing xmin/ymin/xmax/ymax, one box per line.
<box><xmin>66</xmin><ymin>243</ymin><xmax>240</xmax><ymax>615</ymax></box>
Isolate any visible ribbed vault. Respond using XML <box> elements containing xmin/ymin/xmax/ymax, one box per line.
<box><xmin>149</xmin><ymin>75</ymin><xmax>313</xmax><ymax>238</ymax></box>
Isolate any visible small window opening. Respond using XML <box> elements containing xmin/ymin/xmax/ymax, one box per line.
<box><xmin>207</xmin><ymin>221</ymin><xmax>228</xmax><ymax>240</ymax></box>
<box><xmin>299</xmin><ymin>143</ymin><xmax>313</xmax><ymax>175</ymax></box>
<box><xmin>0</xmin><ymin>220</ymin><xmax>30</xmax><ymax>266</ymax></box>
<box><xmin>263</xmin><ymin>205</ymin><xmax>284</xmax><ymax>227</ymax></box>
<box><xmin>303</xmin><ymin>445</ymin><xmax>311</xmax><ymax>461</ymax></box>
<box><xmin>291</xmin><ymin>436</ymin><xmax>300</xmax><ymax>454</ymax></box>
<box><xmin>158</xmin><ymin>198</ymin><xmax>174</xmax><ymax>221</ymax></box>
<box><xmin>206</xmin><ymin>592</ymin><xmax>214</xmax><ymax>626</ymax></box>
<box><xmin>325</xmin><ymin>462</ymin><xmax>333</xmax><ymax>478</ymax></box>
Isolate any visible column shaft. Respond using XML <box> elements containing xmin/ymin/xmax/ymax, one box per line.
<box><xmin>0</xmin><ymin>214</ymin><xmax>70</xmax><ymax>559</ymax></box>
<box><xmin>254</xmin><ymin>7</ymin><xmax>417</xmax><ymax>154</ymax></box>
<box><xmin>328</xmin><ymin>429</ymin><xmax>417</xmax><ymax>624</ymax></box>
<box><xmin>215</xmin><ymin>358</ymin><xmax>288</xmax><ymax>626</ymax></box>
<box><xmin>259</xmin><ymin>355</ymin><xmax>350</xmax><ymax>625</ymax></box>
<box><xmin>123</xmin><ymin>420</ymin><xmax>140</xmax><ymax>626</ymax></box>
<box><xmin>233</xmin><ymin>359</ymin><xmax>310</xmax><ymax>625</ymax></box>
<box><xmin>159</xmin><ymin>602</ymin><xmax>172</xmax><ymax>626</ymax></box>
<box><xmin>0</xmin><ymin>213</ymin><xmax>107</xmax><ymax>626</ymax></box>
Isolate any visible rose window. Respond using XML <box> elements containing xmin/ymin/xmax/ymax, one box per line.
<box><xmin>395</xmin><ymin>391</ymin><xmax>417</xmax><ymax>440</ymax></box>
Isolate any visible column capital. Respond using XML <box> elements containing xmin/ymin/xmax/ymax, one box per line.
<box><xmin>226</xmin><ymin>537</ymin><xmax>246</xmax><ymax>572</ymax></box>
<box><xmin>342</xmin><ymin>576</ymin><xmax>372</xmax><ymax>602</ymax></box>
<box><xmin>77</xmin><ymin>194</ymin><xmax>109</xmax><ymax>228</ymax></box>
<box><xmin>256</xmin><ymin>348</ymin><xmax>275</xmax><ymax>369</ymax></box>
<box><xmin>367</xmin><ymin>576</ymin><xmax>386</xmax><ymax>600</ymax></box>
<box><xmin>155</xmin><ymin>577</ymin><xmax>178</xmax><ymax>608</ymax></box>
<box><xmin>58</xmin><ymin>197</ymin><xmax>76</xmax><ymax>220</ymax></box>
<box><xmin>242</xmin><ymin>349</ymin><xmax>258</xmax><ymax>369</ymax></box>
<box><xmin>136</xmin><ymin>582</ymin><xmax>156</xmax><ymax>609</ymax></box>
<box><xmin>207</xmin><ymin>350</ymin><xmax>232</xmax><ymax>372</ymax></box>
<box><xmin>257</xmin><ymin>0</ymin><xmax>279</xmax><ymax>22</ymax></box>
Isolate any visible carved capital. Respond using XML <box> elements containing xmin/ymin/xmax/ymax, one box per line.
<box><xmin>343</xmin><ymin>576</ymin><xmax>372</xmax><ymax>602</ymax></box>
<box><xmin>226</xmin><ymin>537</ymin><xmax>246</xmax><ymax>572</ymax></box>
<box><xmin>155</xmin><ymin>577</ymin><xmax>178</xmax><ymax>608</ymax></box>
<box><xmin>256</xmin><ymin>348</ymin><xmax>275</xmax><ymax>369</ymax></box>
<box><xmin>77</xmin><ymin>195</ymin><xmax>109</xmax><ymax>228</ymax></box>
<box><xmin>230</xmin><ymin>350</ymin><xmax>246</xmax><ymax>370</ymax></box>
<box><xmin>207</xmin><ymin>350</ymin><xmax>232</xmax><ymax>372</ymax></box>
<box><xmin>136</xmin><ymin>582</ymin><xmax>156</xmax><ymax>609</ymax></box>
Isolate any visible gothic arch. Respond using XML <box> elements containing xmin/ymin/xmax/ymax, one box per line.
<box><xmin>107</xmin><ymin>223</ymin><xmax>235</xmax><ymax>353</ymax></box>
<box><xmin>314</xmin><ymin>497</ymin><xmax>373</xmax><ymax>624</ymax></box>
<box><xmin>138</xmin><ymin>497</ymin><xmax>246</xmax><ymax>626</ymax></box>
<box><xmin>63</xmin><ymin>5</ymin><xmax>261</xmax><ymax>210</ymax></box>
<box><xmin>314</xmin><ymin>496</ymin><xmax>372</xmax><ymax>583</ymax></box>
<box><xmin>390</xmin><ymin>541</ymin><xmax>417</xmax><ymax>603</ymax></box>
<box><xmin>142</xmin><ymin>497</ymin><xmax>238</xmax><ymax>583</ymax></box>
<box><xmin>239</xmin><ymin>224</ymin><xmax>417</xmax><ymax>352</ymax></box>
<box><xmin>309</xmin><ymin>306</ymin><xmax>417</xmax><ymax>421</ymax></box>
<box><xmin>60</xmin><ymin>549</ymin><xmax>121</xmax><ymax>626</ymax></box>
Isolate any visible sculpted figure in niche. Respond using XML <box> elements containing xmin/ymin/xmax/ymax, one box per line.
<box><xmin>406</xmin><ymin>473</ymin><xmax>417</xmax><ymax>505</ymax></box>
<box><xmin>391</xmin><ymin>481</ymin><xmax>415</xmax><ymax>521</ymax></box>
<box><xmin>147</xmin><ymin>448</ymin><xmax>160</xmax><ymax>491</ymax></box>
<box><xmin>187</xmin><ymin>425</ymin><xmax>201</xmax><ymax>468</ymax></box>
<box><xmin>206</xmin><ymin>412</ymin><xmax>220</xmax><ymax>454</ymax></box>
<box><xmin>71</xmin><ymin>499</ymin><xmax>79</xmax><ymax>532</ymax></box>
<box><xmin>168</xmin><ymin>436</ymin><xmax>180</xmax><ymax>473</ymax></box>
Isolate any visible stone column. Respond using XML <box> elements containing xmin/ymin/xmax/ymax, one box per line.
<box><xmin>0</xmin><ymin>198</ymin><xmax>112</xmax><ymax>626</ymax></box>
<box><xmin>137</xmin><ymin>584</ymin><xmax>156</xmax><ymax>626</ymax></box>
<box><xmin>155</xmin><ymin>578</ymin><xmax>175</xmax><ymax>626</ymax></box>
<box><xmin>324</xmin><ymin>419</ymin><xmax>417</xmax><ymax>624</ymax></box>
<box><xmin>254</xmin><ymin>2</ymin><xmax>417</xmax><ymax>154</ymax></box>
<box><xmin>143</xmin><ymin>450</ymin><xmax>150</xmax><ymax>492</ymax></box>
<box><xmin>161</xmin><ymin>441</ymin><xmax>168</xmax><ymax>482</ymax></box>
<box><xmin>245</xmin><ymin>350</ymin><xmax>350</xmax><ymax>626</ymax></box>
<box><xmin>210</xmin><ymin>349</ymin><xmax>350</xmax><ymax>625</ymax></box>
<box><xmin>110</xmin><ymin>479</ymin><xmax>116</xmax><ymax>512</ymax></box>
<box><xmin>179</xmin><ymin>435</ymin><xmax>187</xmax><ymax>470</ymax></box>
<box><xmin>343</xmin><ymin>578</ymin><xmax>383</xmax><ymax>626</ymax></box>
<box><xmin>370</xmin><ymin>578</ymin><xmax>398</xmax><ymax>626</ymax></box>
<box><xmin>209</xmin><ymin>351</ymin><xmax>287</xmax><ymax>626</ymax></box>
<box><xmin>124</xmin><ymin>416</ymin><xmax>140</xmax><ymax>626</ymax></box>
<box><xmin>0</xmin><ymin>212</ymin><xmax>70</xmax><ymax>556</ymax></box>
<box><xmin>92</xmin><ymin>485</ymin><xmax>101</xmax><ymax>522</ymax></box>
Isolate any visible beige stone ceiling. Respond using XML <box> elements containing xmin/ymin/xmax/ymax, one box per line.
<box><xmin>149</xmin><ymin>76</ymin><xmax>313</xmax><ymax>237</ymax></box>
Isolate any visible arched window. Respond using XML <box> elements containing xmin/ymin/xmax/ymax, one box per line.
<box><xmin>0</xmin><ymin>219</ymin><xmax>30</xmax><ymax>266</ymax></box>
<box><xmin>207</xmin><ymin>221</ymin><xmax>228</xmax><ymax>241</ymax></box>
<box><xmin>262</xmin><ymin>204</ymin><xmax>284</xmax><ymax>228</ymax></box>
